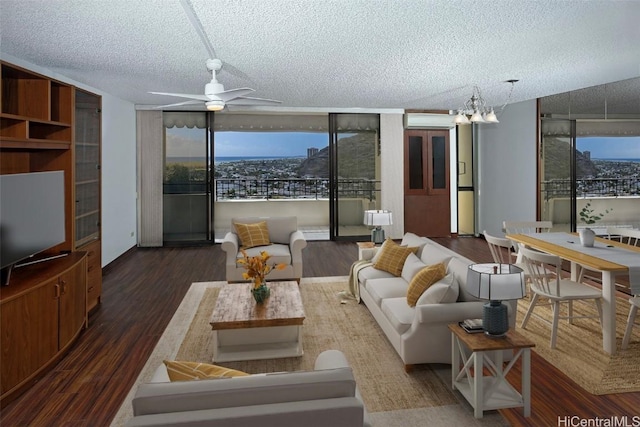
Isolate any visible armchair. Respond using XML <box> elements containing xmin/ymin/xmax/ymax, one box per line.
<box><xmin>221</xmin><ymin>216</ymin><xmax>307</xmax><ymax>283</ymax></box>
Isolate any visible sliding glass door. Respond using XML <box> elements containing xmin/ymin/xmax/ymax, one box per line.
<box><xmin>162</xmin><ymin>112</ymin><xmax>213</xmax><ymax>244</ymax></box>
<box><xmin>329</xmin><ymin>114</ymin><xmax>380</xmax><ymax>240</ymax></box>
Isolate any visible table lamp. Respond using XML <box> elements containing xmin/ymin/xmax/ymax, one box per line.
<box><xmin>363</xmin><ymin>210</ymin><xmax>392</xmax><ymax>244</ymax></box>
<box><xmin>466</xmin><ymin>263</ymin><xmax>525</xmax><ymax>337</ymax></box>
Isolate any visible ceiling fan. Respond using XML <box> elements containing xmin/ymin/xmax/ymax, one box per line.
<box><xmin>150</xmin><ymin>58</ymin><xmax>281</xmax><ymax>111</ymax></box>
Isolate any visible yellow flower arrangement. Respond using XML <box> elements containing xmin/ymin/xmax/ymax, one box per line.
<box><xmin>238</xmin><ymin>249</ymin><xmax>286</xmax><ymax>289</ymax></box>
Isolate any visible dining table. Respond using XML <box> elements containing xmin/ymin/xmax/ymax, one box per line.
<box><xmin>506</xmin><ymin>232</ymin><xmax>640</xmax><ymax>355</ymax></box>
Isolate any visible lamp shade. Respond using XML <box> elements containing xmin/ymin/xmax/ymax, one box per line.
<box><xmin>363</xmin><ymin>210</ymin><xmax>393</xmax><ymax>227</ymax></box>
<box><xmin>466</xmin><ymin>264</ymin><xmax>526</xmax><ymax>301</ymax></box>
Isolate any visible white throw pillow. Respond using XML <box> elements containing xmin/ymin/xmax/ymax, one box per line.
<box><xmin>371</xmin><ymin>238</ymin><xmax>392</xmax><ymax>264</ymax></box>
<box><xmin>416</xmin><ymin>273</ymin><xmax>459</xmax><ymax>305</ymax></box>
<box><xmin>420</xmin><ymin>244</ymin><xmax>452</xmax><ymax>268</ymax></box>
<box><xmin>401</xmin><ymin>253</ymin><xmax>427</xmax><ymax>283</ymax></box>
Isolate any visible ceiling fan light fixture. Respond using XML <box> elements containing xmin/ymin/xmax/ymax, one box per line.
<box><xmin>206</xmin><ymin>100</ymin><xmax>225</xmax><ymax>111</ymax></box>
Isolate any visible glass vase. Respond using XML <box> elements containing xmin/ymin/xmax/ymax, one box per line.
<box><xmin>251</xmin><ymin>284</ymin><xmax>270</xmax><ymax>304</ymax></box>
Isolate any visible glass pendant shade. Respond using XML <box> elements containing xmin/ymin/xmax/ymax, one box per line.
<box><xmin>483</xmin><ymin>108</ymin><xmax>499</xmax><ymax>123</ymax></box>
<box><xmin>470</xmin><ymin>110</ymin><xmax>485</xmax><ymax>123</ymax></box>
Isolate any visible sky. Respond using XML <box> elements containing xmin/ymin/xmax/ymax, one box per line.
<box><xmin>577</xmin><ymin>136</ymin><xmax>640</xmax><ymax>159</ymax></box>
<box><xmin>167</xmin><ymin>126</ymin><xmax>640</xmax><ymax>159</ymax></box>
<box><xmin>166</xmin><ymin>127</ymin><xmax>329</xmax><ymax>157</ymax></box>
<box><xmin>215</xmin><ymin>132</ymin><xmax>329</xmax><ymax>157</ymax></box>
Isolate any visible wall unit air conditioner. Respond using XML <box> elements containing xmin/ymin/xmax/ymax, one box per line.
<box><xmin>404</xmin><ymin>113</ymin><xmax>455</xmax><ymax>129</ymax></box>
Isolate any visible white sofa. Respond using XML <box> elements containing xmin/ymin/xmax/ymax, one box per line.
<box><xmin>221</xmin><ymin>216</ymin><xmax>307</xmax><ymax>282</ymax></box>
<box><xmin>126</xmin><ymin>350</ymin><xmax>371</xmax><ymax>427</ymax></box>
<box><xmin>357</xmin><ymin>233</ymin><xmax>516</xmax><ymax>371</ymax></box>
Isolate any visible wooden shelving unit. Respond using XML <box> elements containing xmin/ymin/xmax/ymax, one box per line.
<box><xmin>0</xmin><ymin>61</ymin><xmax>102</xmax><ymax>405</ymax></box>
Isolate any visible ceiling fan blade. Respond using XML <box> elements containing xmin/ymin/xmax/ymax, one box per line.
<box><xmin>226</xmin><ymin>96</ymin><xmax>282</xmax><ymax>106</ymax></box>
<box><xmin>149</xmin><ymin>91</ymin><xmax>209</xmax><ymax>101</ymax></box>
<box><xmin>215</xmin><ymin>88</ymin><xmax>255</xmax><ymax>102</ymax></box>
<box><xmin>154</xmin><ymin>100</ymin><xmax>203</xmax><ymax>109</ymax></box>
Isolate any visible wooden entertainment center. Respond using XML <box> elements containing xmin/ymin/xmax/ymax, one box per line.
<box><xmin>0</xmin><ymin>61</ymin><xmax>102</xmax><ymax>405</ymax></box>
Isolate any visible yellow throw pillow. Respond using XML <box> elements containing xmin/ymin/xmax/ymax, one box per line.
<box><xmin>373</xmin><ymin>239</ymin><xmax>419</xmax><ymax>277</ymax></box>
<box><xmin>406</xmin><ymin>262</ymin><xmax>447</xmax><ymax>307</ymax></box>
<box><xmin>234</xmin><ymin>221</ymin><xmax>271</xmax><ymax>249</ymax></box>
<box><xmin>163</xmin><ymin>360</ymin><xmax>250</xmax><ymax>381</ymax></box>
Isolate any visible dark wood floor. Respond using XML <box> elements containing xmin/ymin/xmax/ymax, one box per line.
<box><xmin>0</xmin><ymin>237</ymin><xmax>637</xmax><ymax>426</ymax></box>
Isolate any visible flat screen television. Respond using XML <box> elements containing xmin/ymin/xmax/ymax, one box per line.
<box><xmin>0</xmin><ymin>171</ymin><xmax>66</xmax><ymax>285</ymax></box>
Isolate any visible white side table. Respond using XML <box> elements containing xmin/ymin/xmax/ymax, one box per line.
<box><xmin>449</xmin><ymin>323</ymin><xmax>535</xmax><ymax>419</ymax></box>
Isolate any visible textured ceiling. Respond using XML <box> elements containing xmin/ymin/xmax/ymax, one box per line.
<box><xmin>1</xmin><ymin>0</ymin><xmax>639</xmax><ymax>113</ymax></box>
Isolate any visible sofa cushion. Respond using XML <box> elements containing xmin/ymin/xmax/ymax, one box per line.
<box><xmin>236</xmin><ymin>243</ymin><xmax>291</xmax><ymax>266</ymax></box>
<box><xmin>232</xmin><ymin>217</ymin><xmax>296</xmax><ymax>244</ymax></box>
<box><xmin>400</xmin><ymin>232</ymin><xmax>429</xmax><ymax>258</ymax></box>
<box><xmin>446</xmin><ymin>258</ymin><xmax>476</xmax><ymax>302</ymax></box>
<box><xmin>131</xmin><ymin>367</ymin><xmax>357</xmax><ymax>417</ymax></box>
<box><xmin>357</xmin><ymin>265</ymin><xmax>395</xmax><ymax>287</ymax></box>
<box><xmin>400</xmin><ymin>253</ymin><xmax>427</xmax><ymax>283</ymax></box>
<box><xmin>163</xmin><ymin>361</ymin><xmax>249</xmax><ymax>381</ymax></box>
<box><xmin>380</xmin><ymin>297</ymin><xmax>414</xmax><ymax>334</ymax></box>
<box><xmin>416</xmin><ymin>273</ymin><xmax>459</xmax><ymax>305</ymax></box>
<box><xmin>406</xmin><ymin>262</ymin><xmax>447</xmax><ymax>307</ymax></box>
<box><xmin>365</xmin><ymin>277</ymin><xmax>409</xmax><ymax>305</ymax></box>
<box><xmin>373</xmin><ymin>240</ymin><xmax>418</xmax><ymax>276</ymax></box>
<box><xmin>419</xmin><ymin>244</ymin><xmax>453</xmax><ymax>268</ymax></box>
<box><xmin>234</xmin><ymin>221</ymin><xmax>272</xmax><ymax>249</ymax></box>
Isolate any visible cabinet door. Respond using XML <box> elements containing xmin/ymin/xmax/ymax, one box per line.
<box><xmin>58</xmin><ymin>261</ymin><xmax>87</xmax><ymax>348</ymax></box>
<box><xmin>74</xmin><ymin>89</ymin><xmax>101</xmax><ymax>248</ymax></box>
<box><xmin>0</xmin><ymin>281</ymin><xmax>58</xmax><ymax>395</ymax></box>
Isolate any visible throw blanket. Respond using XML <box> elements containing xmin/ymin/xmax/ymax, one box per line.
<box><xmin>341</xmin><ymin>259</ymin><xmax>372</xmax><ymax>303</ymax></box>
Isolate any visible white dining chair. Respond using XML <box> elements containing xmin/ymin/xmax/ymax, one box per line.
<box><xmin>503</xmin><ymin>221</ymin><xmax>553</xmax><ymax>259</ymax></box>
<box><xmin>519</xmin><ymin>244</ymin><xmax>603</xmax><ymax>349</ymax></box>
<box><xmin>577</xmin><ymin>226</ymin><xmax>640</xmax><ymax>284</ymax></box>
<box><xmin>622</xmin><ymin>296</ymin><xmax>639</xmax><ymax>350</ymax></box>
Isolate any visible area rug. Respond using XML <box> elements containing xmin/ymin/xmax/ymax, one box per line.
<box><xmin>110</xmin><ymin>277</ymin><xmax>508</xmax><ymax>427</ymax></box>
<box><xmin>514</xmin><ymin>293</ymin><xmax>640</xmax><ymax>395</ymax></box>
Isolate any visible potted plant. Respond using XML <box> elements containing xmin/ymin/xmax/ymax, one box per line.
<box><xmin>237</xmin><ymin>249</ymin><xmax>286</xmax><ymax>303</ymax></box>
<box><xmin>578</xmin><ymin>201</ymin><xmax>612</xmax><ymax>247</ymax></box>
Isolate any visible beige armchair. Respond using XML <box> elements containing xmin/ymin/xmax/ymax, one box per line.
<box><xmin>221</xmin><ymin>216</ymin><xmax>307</xmax><ymax>283</ymax></box>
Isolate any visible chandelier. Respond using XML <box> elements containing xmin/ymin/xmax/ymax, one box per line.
<box><xmin>452</xmin><ymin>80</ymin><xmax>518</xmax><ymax>124</ymax></box>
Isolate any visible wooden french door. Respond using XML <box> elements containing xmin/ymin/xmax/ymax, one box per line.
<box><xmin>404</xmin><ymin>129</ymin><xmax>450</xmax><ymax>237</ymax></box>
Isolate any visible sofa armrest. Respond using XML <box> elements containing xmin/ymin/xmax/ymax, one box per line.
<box><xmin>415</xmin><ymin>301</ymin><xmax>485</xmax><ymax>324</ymax></box>
<box><xmin>221</xmin><ymin>232</ymin><xmax>239</xmax><ymax>265</ymax></box>
<box><xmin>360</xmin><ymin>248</ymin><xmax>378</xmax><ymax>261</ymax></box>
<box><xmin>290</xmin><ymin>230</ymin><xmax>307</xmax><ymax>251</ymax></box>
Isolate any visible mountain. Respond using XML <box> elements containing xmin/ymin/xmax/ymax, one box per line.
<box><xmin>543</xmin><ymin>137</ymin><xmax>598</xmax><ymax>180</ymax></box>
<box><xmin>297</xmin><ymin>134</ymin><xmax>376</xmax><ymax>178</ymax></box>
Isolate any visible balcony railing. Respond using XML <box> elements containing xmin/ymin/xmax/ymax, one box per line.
<box><xmin>542</xmin><ymin>177</ymin><xmax>640</xmax><ymax>200</ymax></box>
<box><xmin>163</xmin><ymin>178</ymin><xmax>381</xmax><ymax>201</ymax></box>
<box><xmin>214</xmin><ymin>178</ymin><xmax>379</xmax><ymax>201</ymax></box>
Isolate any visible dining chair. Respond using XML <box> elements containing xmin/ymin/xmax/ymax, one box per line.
<box><xmin>607</xmin><ymin>227</ymin><xmax>640</xmax><ymax>246</ymax></box>
<box><xmin>484</xmin><ymin>230</ymin><xmax>533</xmax><ymax>297</ymax></box>
<box><xmin>519</xmin><ymin>244</ymin><xmax>603</xmax><ymax>349</ymax></box>
<box><xmin>577</xmin><ymin>226</ymin><xmax>640</xmax><ymax>284</ymax></box>
<box><xmin>622</xmin><ymin>296</ymin><xmax>639</xmax><ymax>350</ymax></box>
<box><xmin>503</xmin><ymin>220</ymin><xmax>553</xmax><ymax>257</ymax></box>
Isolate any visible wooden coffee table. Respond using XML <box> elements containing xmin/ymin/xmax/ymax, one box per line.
<box><xmin>209</xmin><ymin>281</ymin><xmax>305</xmax><ymax>362</ymax></box>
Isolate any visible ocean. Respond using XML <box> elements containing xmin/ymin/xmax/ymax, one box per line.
<box><xmin>593</xmin><ymin>158</ymin><xmax>640</xmax><ymax>163</ymax></box>
<box><xmin>167</xmin><ymin>156</ymin><xmax>304</xmax><ymax>164</ymax></box>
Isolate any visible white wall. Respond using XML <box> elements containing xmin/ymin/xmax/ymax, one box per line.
<box><xmin>101</xmin><ymin>95</ymin><xmax>137</xmax><ymax>265</ymax></box>
<box><xmin>477</xmin><ymin>99</ymin><xmax>538</xmax><ymax>237</ymax></box>
<box><xmin>0</xmin><ymin>54</ymin><xmax>138</xmax><ymax>266</ymax></box>
<box><xmin>380</xmin><ymin>114</ymin><xmax>405</xmax><ymax>239</ymax></box>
